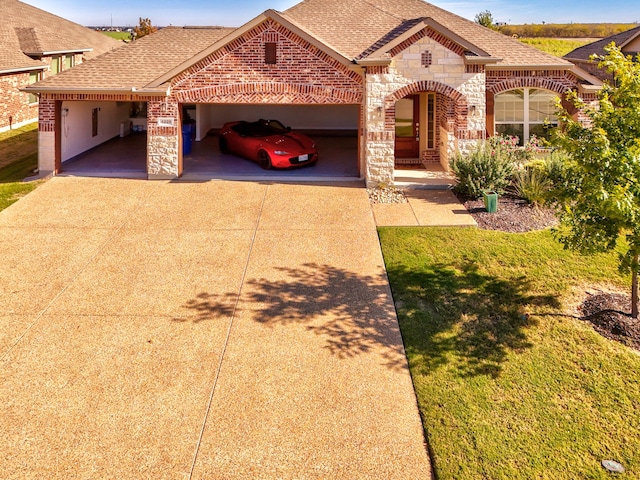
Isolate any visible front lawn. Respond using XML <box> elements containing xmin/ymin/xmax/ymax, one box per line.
<box><xmin>0</xmin><ymin>123</ymin><xmax>41</xmax><ymax>211</ymax></box>
<box><xmin>379</xmin><ymin>227</ymin><xmax>640</xmax><ymax>479</ymax></box>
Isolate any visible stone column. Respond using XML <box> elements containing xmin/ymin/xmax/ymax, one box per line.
<box><xmin>147</xmin><ymin>98</ymin><xmax>181</xmax><ymax>179</ymax></box>
<box><xmin>364</xmin><ymin>69</ymin><xmax>396</xmax><ymax>187</ymax></box>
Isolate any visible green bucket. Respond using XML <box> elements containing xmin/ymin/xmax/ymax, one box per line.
<box><xmin>482</xmin><ymin>190</ymin><xmax>498</xmax><ymax>213</ymax></box>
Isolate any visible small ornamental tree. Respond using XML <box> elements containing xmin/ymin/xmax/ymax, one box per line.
<box><xmin>553</xmin><ymin>44</ymin><xmax>640</xmax><ymax>317</ymax></box>
<box><xmin>133</xmin><ymin>17</ymin><xmax>157</xmax><ymax>40</ymax></box>
<box><xmin>474</xmin><ymin>10</ymin><xmax>497</xmax><ymax>30</ymax></box>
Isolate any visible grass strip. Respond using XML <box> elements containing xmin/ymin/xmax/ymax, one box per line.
<box><xmin>379</xmin><ymin>226</ymin><xmax>640</xmax><ymax>479</ymax></box>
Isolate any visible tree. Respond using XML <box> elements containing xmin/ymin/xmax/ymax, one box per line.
<box><xmin>474</xmin><ymin>10</ymin><xmax>497</xmax><ymax>30</ymax></box>
<box><xmin>133</xmin><ymin>17</ymin><xmax>157</xmax><ymax>40</ymax></box>
<box><xmin>553</xmin><ymin>44</ymin><xmax>640</xmax><ymax>317</ymax></box>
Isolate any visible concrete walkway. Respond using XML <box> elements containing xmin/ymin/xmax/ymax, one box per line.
<box><xmin>0</xmin><ymin>177</ymin><xmax>432</xmax><ymax>478</ymax></box>
<box><xmin>373</xmin><ymin>189</ymin><xmax>478</xmax><ymax>227</ymax></box>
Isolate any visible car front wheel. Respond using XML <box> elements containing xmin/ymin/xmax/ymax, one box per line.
<box><xmin>258</xmin><ymin>150</ymin><xmax>272</xmax><ymax>170</ymax></box>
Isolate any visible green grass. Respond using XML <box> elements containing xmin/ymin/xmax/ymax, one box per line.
<box><xmin>520</xmin><ymin>38</ymin><xmax>592</xmax><ymax>57</ymax></box>
<box><xmin>101</xmin><ymin>31</ymin><xmax>132</xmax><ymax>41</ymax></box>
<box><xmin>0</xmin><ymin>123</ymin><xmax>42</xmax><ymax>211</ymax></box>
<box><xmin>379</xmin><ymin>227</ymin><xmax>640</xmax><ymax>479</ymax></box>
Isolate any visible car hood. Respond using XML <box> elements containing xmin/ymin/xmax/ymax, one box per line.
<box><xmin>263</xmin><ymin>133</ymin><xmax>314</xmax><ymax>151</ymax></box>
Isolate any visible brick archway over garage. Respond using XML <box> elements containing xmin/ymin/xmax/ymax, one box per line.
<box><xmin>173</xmin><ymin>83</ymin><xmax>361</xmax><ymax>105</ymax></box>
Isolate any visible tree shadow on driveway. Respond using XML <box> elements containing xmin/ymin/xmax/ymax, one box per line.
<box><xmin>386</xmin><ymin>260</ymin><xmax>561</xmax><ymax>378</ymax></box>
<box><xmin>176</xmin><ymin>263</ymin><xmax>408</xmax><ymax>370</ymax></box>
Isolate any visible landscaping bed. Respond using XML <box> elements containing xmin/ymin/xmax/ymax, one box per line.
<box><xmin>457</xmin><ymin>193</ymin><xmax>558</xmax><ymax>233</ymax></box>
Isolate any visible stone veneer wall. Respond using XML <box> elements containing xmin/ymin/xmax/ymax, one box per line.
<box><xmin>147</xmin><ymin>99</ymin><xmax>180</xmax><ymax>179</ymax></box>
<box><xmin>364</xmin><ymin>28</ymin><xmax>486</xmax><ymax>186</ymax></box>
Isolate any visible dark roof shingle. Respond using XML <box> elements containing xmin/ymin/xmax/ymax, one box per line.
<box><xmin>1</xmin><ymin>0</ymin><xmax>121</xmax><ymax>73</ymax></box>
<box><xmin>284</xmin><ymin>0</ymin><xmax>571</xmax><ymax>67</ymax></box>
<box><xmin>564</xmin><ymin>25</ymin><xmax>640</xmax><ymax>62</ymax></box>
<box><xmin>32</xmin><ymin>27</ymin><xmax>235</xmax><ymax>91</ymax></box>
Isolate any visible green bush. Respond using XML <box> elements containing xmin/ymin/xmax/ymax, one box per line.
<box><xmin>513</xmin><ymin>166</ymin><xmax>552</xmax><ymax>206</ymax></box>
<box><xmin>512</xmin><ymin>150</ymin><xmax>571</xmax><ymax>205</ymax></box>
<box><xmin>450</xmin><ymin>140</ymin><xmax>516</xmax><ymax>197</ymax></box>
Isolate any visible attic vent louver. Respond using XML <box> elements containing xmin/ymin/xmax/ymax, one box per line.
<box><xmin>421</xmin><ymin>51</ymin><xmax>432</xmax><ymax>67</ymax></box>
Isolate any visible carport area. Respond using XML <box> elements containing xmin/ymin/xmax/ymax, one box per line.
<box><xmin>60</xmin><ymin>103</ymin><xmax>360</xmax><ymax>180</ymax></box>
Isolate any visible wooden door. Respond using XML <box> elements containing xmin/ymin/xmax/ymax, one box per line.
<box><xmin>394</xmin><ymin>95</ymin><xmax>419</xmax><ymax>158</ymax></box>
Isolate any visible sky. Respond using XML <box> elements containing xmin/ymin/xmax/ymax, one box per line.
<box><xmin>21</xmin><ymin>0</ymin><xmax>640</xmax><ymax>28</ymax></box>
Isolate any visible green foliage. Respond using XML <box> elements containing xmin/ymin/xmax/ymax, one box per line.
<box><xmin>513</xmin><ymin>166</ymin><xmax>552</xmax><ymax>206</ymax></box>
<box><xmin>500</xmin><ymin>23</ymin><xmax>637</xmax><ymax>39</ymax></box>
<box><xmin>133</xmin><ymin>18</ymin><xmax>157</xmax><ymax>40</ymax></box>
<box><xmin>101</xmin><ymin>31</ymin><xmax>132</xmax><ymax>41</ymax></box>
<box><xmin>450</xmin><ymin>139</ymin><xmax>515</xmax><ymax>197</ymax></box>
<box><xmin>553</xmin><ymin>44</ymin><xmax>640</xmax><ymax>315</ymax></box>
<box><xmin>474</xmin><ymin>10</ymin><xmax>497</xmax><ymax>30</ymax></box>
<box><xmin>379</xmin><ymin>226</ymin><xmax>639</xmax><ymax>479</ymax></box>
<box><xmin>513</xmin><ymin>151</ymin><xmax>572</xmax><ymax>205</ymax></box>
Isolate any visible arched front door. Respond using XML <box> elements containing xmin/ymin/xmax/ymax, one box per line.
<box><xmin>394</xmin><ymin>95</ymin><xmax>420</xmax><ymax>159</ymax></box>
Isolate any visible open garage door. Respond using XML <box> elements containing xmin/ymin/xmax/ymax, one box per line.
<box><xmin>59</xmin><ymin>100</ymin><xmax>148</xmax><ymax>178</ymax></box>
<box><xmin>182</xmin><ymin>104</ymin><xmax>360</xmax><ymax>179</ymax></box>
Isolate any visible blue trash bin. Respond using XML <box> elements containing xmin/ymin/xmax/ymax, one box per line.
<box><xmin>182</xmin><ymin>124</ymin><xmax>193</xmax><ymax>155</ymax></box>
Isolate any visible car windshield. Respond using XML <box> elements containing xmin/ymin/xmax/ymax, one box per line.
<box><xmin>234</xmin><ymin>120</ymin><xmax>289</xmax><ymax>137</ymax></box>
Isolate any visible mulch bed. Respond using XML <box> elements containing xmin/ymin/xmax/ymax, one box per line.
<box><xmin>456</xmin><ymin>193</ymin><xmax>559</xmax><ymax>233</ymax></box>
<box><xmin>456</xmin><ymin>191</ymin><xmax>640</xmax><ymax>351</ymax></box>
<box><xmin>579</xmin><ymin>291</ymin><xmax>640</xmax><ymax>351</ymax></box>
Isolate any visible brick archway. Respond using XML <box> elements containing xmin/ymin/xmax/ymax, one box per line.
<box><xmin>487</xmin><ymin>77</ymin><xmax>571</xmax><ymax>96</ymax></box>
<box><xmin>173</xmin><ymin>82</ymin><xmax>362</xmax><ymax>104</ymax></box>
<box><xmin>384</xmin><ymin>80</ymin><xmax>469</xmax><ymax>134</ymax></box>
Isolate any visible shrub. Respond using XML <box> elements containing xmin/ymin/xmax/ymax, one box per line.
<box><xmin>512</xmin><ymin>150</ymin><xmax>571</xmax><ymax>205</ymax></box>
<box><xmin>513</xmin><ymin>167</ymin><xmax>552</xmax><ymax>206</ymax></box>
<box><xmin>450</xmin><ymin>140</ymin><xmax>515</xmax><ymax>197</ymax></box>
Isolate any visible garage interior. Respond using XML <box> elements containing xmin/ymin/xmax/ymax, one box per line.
<box><xmin>60</xmin><ymin>102</ymin><xmax>360</xmax><ymax>180</ymax></box>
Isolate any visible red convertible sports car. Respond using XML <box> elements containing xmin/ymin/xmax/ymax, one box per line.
<box><xmin>219</xmin><ymin>119</ymin><xmax>318</xmax><ymax>169</ymax></box>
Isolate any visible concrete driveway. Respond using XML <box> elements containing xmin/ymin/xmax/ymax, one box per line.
<box><xmin>0</xmin><ymin>177</ymin><xmax>431</xmax><ymax>479</ymax></box>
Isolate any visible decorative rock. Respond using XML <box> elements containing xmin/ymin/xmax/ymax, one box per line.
<box><xmin>601</xmin><ymin>459</ymin><xmax>625</xmax><ymax>473</ymax></box>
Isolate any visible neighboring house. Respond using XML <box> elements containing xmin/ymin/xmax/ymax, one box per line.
<box><xmin>0</xmin><ymin>0</ymin><xmax>121</xmax><ymax>133</ymax></box>
<box><xmin>564</xmin><ymin>26</ymin><xmax>640</xmax><ymax>82</ymax></box>
<box><xmin>25</xmin><ymin>0</ymin><xmax>602</xmax><ymax>186</ymax></box>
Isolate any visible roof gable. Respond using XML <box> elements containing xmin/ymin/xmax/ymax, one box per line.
<box><xmin>170</xmin><ymin>18</ymin><xmax>363</xmax><ymax>104</ymax></box>
<box><xmin>359</xmin><ymin>18</ymin><xmax>496</xmax><ymax>65</ymax></box>
<box><xmin>147</xmin><ymin>10</ymin><xmax>354</xmax><ymax>88</ymax></box>
<box><xmin>285</xmin><ymin>0</ymin><xmax>572</xmax><ymax>68</ymax></box>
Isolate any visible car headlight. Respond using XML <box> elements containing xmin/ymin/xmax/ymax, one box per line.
<box><xmin>274</xmin><ymin>150</ymin><xmax>290</xmax><ymax>155</ymax></box>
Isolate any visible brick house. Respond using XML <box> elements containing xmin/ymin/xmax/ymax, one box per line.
<box><xmin>0</xmin><ymin>0</ymin><xmax>121</xmax><ymax>133</ymax></box>
<box><xmin>25</xmin><ymin>0</ymin><xmax>601</xmax><ymax>186</ymax></box>
<box><xmin>564</xmin><ymin>25</ymin><xmax>640</xmax><ymax>82</ymax></box>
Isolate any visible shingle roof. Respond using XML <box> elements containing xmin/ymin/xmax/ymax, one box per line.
<box><xmin>283</xmin><ymin>0</ymin><xmax>572</xmax><ymax>67</ymax></box>
<box><xmin>31</xmin><ymin>27</ymin><xmax>235</xmax><ymax>92</ymax></box>
<box><xmin>564</xmin><ymin>25</ymin><xmax>640</xmax><ymax>62</ymax></box>
<box><xmin>1</xmin><ymin>0</ymin><xmax>121</xmax><ymax>73</ymax></box>
<box><xmin>27</xmin><ymin>0</ymin><xmax>577</xmax><ymax>93</ymax></box>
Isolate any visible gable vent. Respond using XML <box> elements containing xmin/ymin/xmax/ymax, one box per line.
<box><xmin>421</xmin><ymin>51</ymin><xmax>433</xmax><ymax>68</ymax></box>
<box><xmin>265</xmin><ymin>42</ymin><xmax>277</xmax><ymax>64</ymax></box>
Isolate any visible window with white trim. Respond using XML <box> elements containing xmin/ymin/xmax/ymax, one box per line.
<box><xmin>494</xmin><ymin>88</ymin><xmax>558</xmax><ymax>145</ymax></box>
